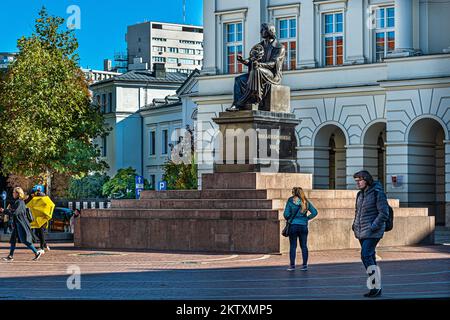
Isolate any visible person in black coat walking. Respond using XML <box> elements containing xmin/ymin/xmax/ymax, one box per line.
<box><xmin>0</xmin><ymin>187</ymin><xmax>42</xmax><ymax>261</ymax></box>
<box><xmin>353</xmin><ymin>170</ymin><xmax>389</xmax><ymax>298</ymax></box>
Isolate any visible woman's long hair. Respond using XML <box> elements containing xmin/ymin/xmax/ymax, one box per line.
<box><xmin>292</xmin><ymin>187</ymin><xmax>308</xmax><ymax>212</ymax></box>
<box><xmin>13</xmin><ymin>187</ymin><xmax>25</xmax><ymax>200</ymax></box>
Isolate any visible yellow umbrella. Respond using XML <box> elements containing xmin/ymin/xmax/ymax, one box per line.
<box><xmin>27</xmin><ymin>196</ymin><xmax>55</xmax><ymax>229</ymax></box>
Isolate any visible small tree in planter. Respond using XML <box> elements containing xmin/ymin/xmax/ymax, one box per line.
<box><xmin>162</xmin><ymin>126</ymin><xmax>198</xmax><ymax>190</ymax></box>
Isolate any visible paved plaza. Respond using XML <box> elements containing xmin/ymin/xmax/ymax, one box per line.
<box><xmin>0</xmin><ymin>242</ymin><xmax>449</xmax><ymax>300</ymax></box>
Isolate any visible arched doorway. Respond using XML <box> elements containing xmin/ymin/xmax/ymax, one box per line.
<box><xmin>408</xmin><ymin>118</ymin><xmax>445</xmax><ymax>225</ymax></box>
<box><xmin>363</xmin><ymin>122</ymin><xmax>387</xmax><ymax>189</ymax></box>
<box><xmin>313</xmin><ymin>125</ymin><xmax>347</xmax><ymax>189</ymax></box>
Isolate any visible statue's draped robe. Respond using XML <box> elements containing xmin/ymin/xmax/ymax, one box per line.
<box><xmin>233</xmin><ymin>39</ymin><xmax>286</xmax><ymax>108</ymax></box>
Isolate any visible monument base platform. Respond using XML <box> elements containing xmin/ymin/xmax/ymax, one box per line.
<box><xmin>75</xmin><ymin>172</ymin><xmax>435</xmax><ymax>253</ymax></box>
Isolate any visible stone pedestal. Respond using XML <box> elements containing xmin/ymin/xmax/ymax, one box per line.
<box><xmin>212</xmin><ymin>110</ymin><xmax>301</xmax><ymax>173</ymax></box>
<box><xmin>239</xmin><ymin>85</ymin><xmax>291</xmax><ymax>113</ymax></box>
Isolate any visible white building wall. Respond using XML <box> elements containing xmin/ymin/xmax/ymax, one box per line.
<box><xmin>196</xmin><ymin>0</ymin><xmax>450</xmax><ymax>227</ymax></box>
<box><xmin>92</xmin><ymin>80</ymin><xmax>179</xmax><ymax>178</ymax></box>
<box><xmin>142</xmin><ymin>106</ymin><xmax>183</xmax><ymax>185</ymax></box>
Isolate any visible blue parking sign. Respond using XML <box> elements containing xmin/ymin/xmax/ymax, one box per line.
<box><xmin>135</xmin><ymin>175</ymin><xmax>144</xmax><ymax>199</ymax></box>
<box><xmin>158</xmin><ymin>181</ymin><xmax>167</xmax><ymax>191</ymax></box>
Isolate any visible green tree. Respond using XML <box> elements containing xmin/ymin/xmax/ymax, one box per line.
<box><xmin>68</xmin><ymin>173</ymin><xmax>110</xmax><ymax>199</ymax></box>
<box><xmin>162</xmin><ymin>125</ymin><xmax>197</xmax><ymax>190</ymax></box>
<box><xmin>162</xmin><ymin>155</ymin><xmax>198</xmax><ymax>190</ymax></box>
<box><xmin>102</xmin><ymin>167</ymin><xmax>150</xmax><ymax>199</ymax></box>
<box><xmin>0</xmin><ymin>8</ymin><xmax>109</xmax><ymax>196</ymax></box>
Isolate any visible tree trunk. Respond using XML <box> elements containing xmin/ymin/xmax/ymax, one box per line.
<box><xmin>46</xmin><ymin>169</ymin><xmax>52</xmax><ymax>198</ymax></box>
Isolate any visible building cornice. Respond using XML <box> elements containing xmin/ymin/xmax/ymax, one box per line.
<box><xmin>267</xmin><ymin>3</ymin><xmax>300</xmax><ymax>12</ymax></box>
<box><xmin>379</xmin><ymin>76</ymin><xmax>450</xmax><ymax>90</ymax></box>
<box><xmin>139</xmin><ymin>104</ymin><xmax>182</xmax><ymax>117</ymax></box>
<box><xmin>290</xmin><ymin>85</ymin><xmax>385</xmax><ymax>99</ymax></box>
<box><xmin>214</xmin><ymin>8</ymin><xmax>248</xmax><ymax>16</ymax></box>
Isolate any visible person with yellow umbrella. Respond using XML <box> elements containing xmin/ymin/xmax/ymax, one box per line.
<box><xmin>25</xmin><ymin>187</ymin><xmax>54</xmax><ymax>254</ymax></box>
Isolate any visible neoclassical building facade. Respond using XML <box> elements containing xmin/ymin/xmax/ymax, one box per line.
<box><xmin>194</xmin><ymin>0</ymin><xmax>450</xmax><ymax>226</ymax></box>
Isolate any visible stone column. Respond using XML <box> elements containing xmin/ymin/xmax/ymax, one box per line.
<box><xmin>297</xmin><ymin>146</ymin><xmax>315</xmax><ymax>175</ymax></box>
<box><xmin>445</xmin><ymin>140</ymin><xmax>450</xmax><ymax>228</ymax></box>
<box><xmin>345</xmin><ymin>0</ymin><xmax>366</xmax><ymax>64</ymax></box>
<box><xmin>345</xmin><ymin>145</ymin><xmax>365</xmax><ymax>190</ymax></box>
<box><xmin>387</xmin><ymin>0</ymin><xmax>415</xmax><ymax>57</ymax></box>
<box><xmin>298</xmin><ymin>0</ymin><xmax>317</xmax><ymax>68</ymax></box>
<box><xmin>201</xmin><ymin>0</ymin><xmax>217</xmax><ymax>75</ymax></box>
<box><xmin>385</xmin><ymin>142</ymin><xmax>409</xmax><ymax>203</ymax></box>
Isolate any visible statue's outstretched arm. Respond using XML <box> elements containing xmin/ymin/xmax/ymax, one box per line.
<box><xmin>238</xmin><ymin>55</ymin><xmax>250</xmax><ymax>66</ymax></box>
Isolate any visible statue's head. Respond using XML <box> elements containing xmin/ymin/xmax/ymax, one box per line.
<box><xmin>260</xmin><ymin>23</ymin><xmax>276</xmax><ymax>40</ymax></box>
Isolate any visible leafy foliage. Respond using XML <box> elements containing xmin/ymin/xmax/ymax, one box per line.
<box><xmin>162</xmin><ymin>155</ymin><xmax>198</xmax><ymax>190</ymax></box>
<box><xmin>102</xmin><ymin>167</ymin><xmax>150</xmax><ymax>199</ymax></box>
<box><xmin>0</xmin><ymin>7</ymin><xmax>109</xmax><ymax>181</ymax></box>
<box><xmin>68</xmin><ymin>173</ymin><xmax>110</xmax><ymax>199</ymax></box>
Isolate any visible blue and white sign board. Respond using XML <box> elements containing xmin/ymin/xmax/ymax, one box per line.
<box><xmin>135</xmin><ymin>175</ymin><xmax>144</xmax><ymax>199</ymax></box>
<box><xmin>157</xmin><ymin>181</ymin><xmax>167</xmax><ymax>191</ymax></box>
<box><xmin>1</xmin><ymin>191</ymin><xmax>5</xmax><ymax>210</ymax></box>
<box><xmin>32</xmin><ymin>185</ymin><xmax>45</xmax><ymax>194</ymax></box>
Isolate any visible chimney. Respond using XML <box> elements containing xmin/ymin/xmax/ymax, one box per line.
<box><xmin>153</xmin><ymin>63</ymin><xmax>166</xmax><ymax>78</ymax></box>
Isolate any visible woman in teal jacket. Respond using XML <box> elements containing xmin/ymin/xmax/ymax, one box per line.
<box><xmin>283</xmin><ymin>187</ymin><xmax>318</xmax><ymax>271</ymax></box>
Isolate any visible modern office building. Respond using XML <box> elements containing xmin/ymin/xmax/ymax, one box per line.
<box><xmin>126</xmin><ymin>21</ymin><xmax>203</xmax><ymax>74</ymax></box>
<box><xmin>0</xmin><ymin>52</ymin><xmax>17</xmax><ymax>71</ymax></box>
<box><xmin>195</xmin><ymin>0</ymin><xmax>450</xmax><ymax>227</ymax></box>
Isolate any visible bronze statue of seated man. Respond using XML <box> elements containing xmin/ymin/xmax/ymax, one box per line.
<box><xmin>226</xmin><ymin>23</ymin><xmax>286</xmax><ymax>112</ymax></box>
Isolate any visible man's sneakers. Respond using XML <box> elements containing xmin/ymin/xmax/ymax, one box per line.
<box><xmin>2</xmin><ymin>255</ymin><xmax>14</xmax><ymax>262</ymax></box>
<box><xmin>364</xmin><ymin>288</ymin><xmax>382</xmax><ymax>298</ymax></box>
<box><xmin>37</xmin><ymin>249</ymin><xmax>45</xmax><ymax>255</ymax></box>
<box><xmin>300</xmin><ymin>265</ymin><xmax>308</xmax><ymax>271</ymax></box>
<box><xmin>33</xmin><ymin>250</ymin><xmax>43</xmax><ymax>261</ymax></box>
<box><xmin>45</xmin><ymin>245</ymin><xmax>50</xmax><ymax>251</ymax></box>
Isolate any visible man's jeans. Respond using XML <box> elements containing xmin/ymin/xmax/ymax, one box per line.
<box><xmin>288</xmin><ymin>224</ymin><xmax>309</xmax><ymax>267</ymax></box>
<box><xmin>359</xmin><ymin>238</ymin><xmax>381</xmax><ymax>270</ymax></box>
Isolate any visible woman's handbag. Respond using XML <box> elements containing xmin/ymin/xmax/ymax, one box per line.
<box><xmin>281</xmin><ymin>205</ymin><xmax>304</xmax><ymax>237</ymax></box>
<box><xmin>281</xmin><ymin>221</ymin><xmax>291</xmax><ymax>237</ymax></box>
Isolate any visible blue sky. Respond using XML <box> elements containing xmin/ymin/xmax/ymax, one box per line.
<box><xmin>1</xmin><ymin>0</ymin><xmax>203</xmax><ymax>70</ymax></box>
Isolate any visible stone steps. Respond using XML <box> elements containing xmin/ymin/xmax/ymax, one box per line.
<box><xmin>271</xmin><ymin>198</ymin><xmax>400</xmax><ymax>209</ymax></box>
<box><xmin>112</xmin><ymin>197</ymin><xmax>400</xmax><ymax>210</ymax></box>
<box><xmin>84</xmin><ymin>206</ymin><xmax>427</xmax><ymax>221</ymax></box>
<box><xmin>111</xmin><ymin>199</ymin><xmax>273</xmax><ymax>210</ymax></box>
<box><xmin>140</xmin><ymin>189</ymin><xmax>269</xmax><ymax>200</ymax></box>
<box><xmin>76</xmin><ymin>172</ymin><xmax>435</xmax><ymax>253</ymax></box>
<box><xmin>276</xmin><ymin>207</ymin><xmax>428</xmax><ymax>219</ymax></box>
<box><xmin>81</xmin><ymin>208</ymin><xmax>279</xmax><ymax>220</ymax></box>
<box><xmin>266</xmin><ymin>189</ymin><xmax>359</xmax><ymax>199</ymax></box>
<box><xmin>202</xmin><ymin>172</ymin><xmax>313</xmax><ymax>190</ymax></box>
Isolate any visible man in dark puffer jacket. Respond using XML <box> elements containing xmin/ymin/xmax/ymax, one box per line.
<box><xmin>353</xmin><ymin>170</ymin><xmax>389</xmax><ymax>298</ymax></box>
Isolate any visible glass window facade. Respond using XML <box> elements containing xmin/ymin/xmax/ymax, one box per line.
<box><xmin>323</xmin><ymin>13</ymin><xmax>344</xmax><ymax>66</ymax></box>
<box><xmin>278</xmin><ymin>17</ymin><xmax>297</xmax><ymax>70</ymax></box>
<box><xmin>225</xmin><ymin>22</ymin><xmax>243</xmax><ymax>74</ymax></box>
<box><xmin>375</xmin><ymin>7</ymin><xmax>395</xmax><ymax>62</ymax></box>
